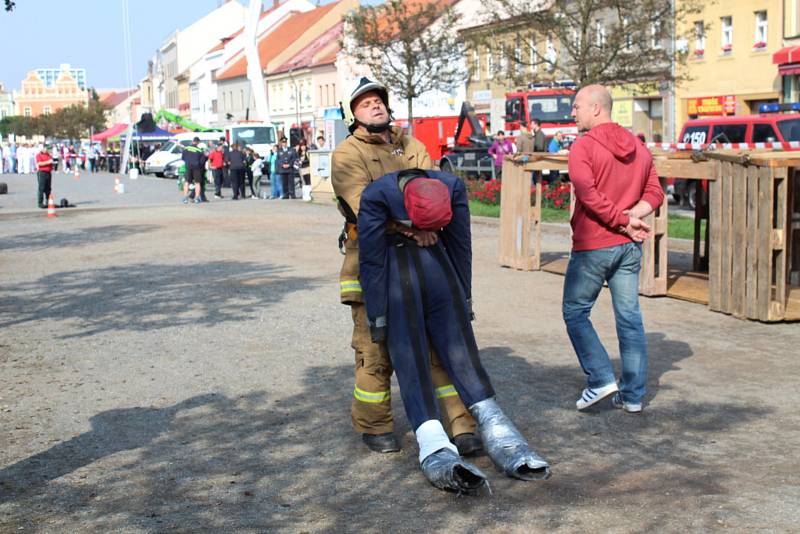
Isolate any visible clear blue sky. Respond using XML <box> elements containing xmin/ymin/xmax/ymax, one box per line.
<box><xmin>0</xmin><ymin>0</ymin><xmax>383</xmax><ymax>91</ymax></box>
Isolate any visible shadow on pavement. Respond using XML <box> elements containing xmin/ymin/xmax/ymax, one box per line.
<box><xmin>0</xmin><ymin>341</ymin><xmax>771</xmax><ymax>531</ymax></box>
<box><xmin>0</xmin><ymin>224</ymin><xmax>158</xmax><ymax>252</ymax></box>
<box><xmin>0</xmin><ymin>260</ymin><xmax>319</xmax><ymax>339</ymax></box>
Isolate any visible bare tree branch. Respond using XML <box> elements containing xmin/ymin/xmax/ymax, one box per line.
<box><xmin>342</xmin><ymin>0</ymin><xmax>467</xmax><ymax>131</ymax></box>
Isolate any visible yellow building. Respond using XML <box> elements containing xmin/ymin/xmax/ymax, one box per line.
<box><xmin>676</xmin><ymin>0</ymin><xmax>781</xmax><ymax>136</ymax></box>
<box><xmin>774</xmin><ymin>0</ymin><xmax>800</xmax><ymax>101</ymax></box>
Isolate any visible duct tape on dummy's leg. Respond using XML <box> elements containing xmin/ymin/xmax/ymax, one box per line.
<box><xmin>470</xmin><ymin>398</ymin><xmax>550</xmax><ymax>480</ymax></box>
<box><xmin>424</xmin><ymin>245</ymin><xmax>551</xmax><ymax>482</ymax></box>
<box><xmin>416</xmin><ymin>420</ymin><xmax>487</xmax><ymax>494</ymax></box>
<box><xmin>392</xmin><ymin>247</ymin><xmax>488</xmax><ymax>494</ymax></box>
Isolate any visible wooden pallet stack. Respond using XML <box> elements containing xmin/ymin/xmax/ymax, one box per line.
<box><xmin>707</xmin><ymin>152</ymin><xmax>799</xmax><ymax>321</ymax></box>
<box><xmin>497</xmin><ymin>150</ymin><xmax>799</xmax><ymax>322</ymax></box>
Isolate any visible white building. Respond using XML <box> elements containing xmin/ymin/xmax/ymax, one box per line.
<box><xmin>139</xmin><ymin>0</ymin><xmax>247</xmax><ymax>118</ymax></box>
<box><xmin>191</xmin><ymin>0</ymin><xmax>315</xmax><ymax>127</ymax></box>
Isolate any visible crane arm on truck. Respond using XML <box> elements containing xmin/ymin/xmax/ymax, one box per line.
<box><xmin>153</xmin><ymin>109</ymin><xmax>220</xmax><ymax>132</ymax></box>
<box><xmin>453</xmin><ymin>102</ymin><xmax>491</xmax><ymax>148</ymax></box>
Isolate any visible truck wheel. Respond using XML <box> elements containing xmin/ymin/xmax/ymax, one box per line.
<box><xmin>440</xmin><ymin>159</ymin><xmax>454</xmax><ymax>174</ymax></box>
<box><xmin>687</xmin><ymin>182</ymin><xmax>697</xmax><ymax>210</ymax></box>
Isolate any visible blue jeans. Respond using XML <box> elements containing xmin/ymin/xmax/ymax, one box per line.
<box><xmin>562</xmin><ymin>242</ymin><xmax>647</xmax><ymax>404</ymax></box>
<box><xmin>270</xmin><ymin>171</ymin><xmax>283</xmax><ymax>198</ymax></box>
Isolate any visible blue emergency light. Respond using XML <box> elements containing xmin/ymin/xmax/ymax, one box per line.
<box><xmin>759</xmin><ymin>102</ymin><xmax>800</xmax><ymax>113</ymax></box>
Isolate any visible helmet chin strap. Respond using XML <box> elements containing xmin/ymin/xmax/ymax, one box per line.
<box><xmin>364</xmin><ymin>120</ymin><xmax>391</xmax><ymax>133</ymax></box>
<box><xmin>358</xmin><ymin>109</ymin><xmax>394</xmax><ymax>134</ymax></box>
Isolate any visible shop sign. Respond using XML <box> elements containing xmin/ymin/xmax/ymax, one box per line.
<box><xmin>612</xmin><ymin>100</ymin><xmax>633</xmax><ymax>127</ymax></box>
<box><xmin>687</xmin><ymin>95</ymin><xmax>737</xmax><ymax>116</ymax></box>
<box><xmin>472</xmin><ymin>90</ymin><xmax>492</xmax><ymax>102</ymax></box>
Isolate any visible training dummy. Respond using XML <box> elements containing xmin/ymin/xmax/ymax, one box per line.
<box><xmin>358</xmin><ymin>168</ymin><xmax>551</xmax><ymax>493</ymax></box>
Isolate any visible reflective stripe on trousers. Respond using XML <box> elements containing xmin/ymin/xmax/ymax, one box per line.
<box><xmin>354</xmin><ymin>386</ymin><xmax>391</xmax><ymax>404</ymax></box>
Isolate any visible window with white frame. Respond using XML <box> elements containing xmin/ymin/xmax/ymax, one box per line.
<box><xmin>651</xmin><ymin>20</ymin><xmax>663</xmax><ymax>49</ymax></box>
<box><xmin>754</xmin><ymin>11</ymin><xmax>768</xmax><ymax>47</ymax></box>
<box><xmin>695</xmin><ymin>21</ymin><xmax>706</xmax><ymax>52</ymax></box>
<box><xmin>623</xmin><ymin>17</ymin><xmax>632</xmax><ymax>50</ymax></box>
<box><xmin>43</xmin><ymin>105</ymin><xmax>51</xmax><ymax>115</ymax></box>
<box><xmin>721</xmin><ymin>16</ymin><xmax>733</xmax><ymax>50</ymax></box>
<box><xmin>499</xmin><ymin>45</ymin><xmax>508</xmax><ymax>76</ymax></box>
<box><xmin>529</xmin><ymin>36</ymin><xmax>538</xmax><ymax>72</ymax></box>
<box><xmin>514</xmin><ymin>41</ymin><xmax>521</xmax><ymax>75</ymax></box>
<box><xmin>545</xmin><ymin>38</ymin><xmax>557</xmax><ymax>71</ymax></box>
<box><xmin>596</xmin><ymin>19</ymin><xmax>606</xmax><ymax>48</ymax></box>
<box><xmin>472</xmin><ymin>49</ymin><xmax>480</xmax><ymax>80</ymax></box>
<box><xmin>24</xmin><ymin>107</ymin><xmax>31</xmax><ymax>117</ymax></box>
<box><xmin>486</xmin><ymin>47</ymin><xmax>493</xmax><ymax>80</ymax></box>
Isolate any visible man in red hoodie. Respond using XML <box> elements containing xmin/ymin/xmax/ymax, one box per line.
<box><xmin>564</xmin><ymin>85</ymin><xmax>664</xmax><ymax>414</ymax></box>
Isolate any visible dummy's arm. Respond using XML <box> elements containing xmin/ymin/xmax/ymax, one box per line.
<box><xmin>357</xmin><ymin>188</ymin><xmax>390</xmax><ymax>342</ymax></box>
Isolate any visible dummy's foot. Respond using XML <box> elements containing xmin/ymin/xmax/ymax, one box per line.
<box><xmin>453</xmin><ymin>433</ymin><xmax>483</xmax><ymax>457</ymax></box>
<box><xmin>361</xmin><ymin>432</ymin><xmax>401</xmax><ymax>453</ymax></box>
<box><xmin>469</xmin><ymin>398</ymin><xmax>551</xmax><ymax>481</ymax></box>
<box><xmin>421</xmin><ymin>448</ymin><xmax>487</xmax><ymax>494</ymax></box>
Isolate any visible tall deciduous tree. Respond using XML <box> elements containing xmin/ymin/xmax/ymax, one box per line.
<box><xmin>476</xmin><ymin>0</ymin><xmax>704</xmax><ymax>90</ymax></box>
<box><xmin>343</xmin><ymin>0</ymin><xmax>466</xmax><ymax>133</ymax></box>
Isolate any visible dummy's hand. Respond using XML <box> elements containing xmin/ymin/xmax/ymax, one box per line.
<box><xmin>620</xmin><ymin>217</ymin><xmax>653</xmax><ymax>242</ymax></box>
<box><xmin>398</xmin><ymin>227</ymin><xmax>439</xmax><ymax>247</ymax></box>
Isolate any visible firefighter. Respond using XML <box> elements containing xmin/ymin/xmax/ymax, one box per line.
<box><xmin>358</xmin><ymin>168</ymin><xmax>551</xmax><ymax>492</ymax></box>
<box><xmin>331</xmin><ymin>77</ymin><xmax>480</xmax><ymax>455</ymax></box>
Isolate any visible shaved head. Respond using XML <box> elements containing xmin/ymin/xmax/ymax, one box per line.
<box><xmin>571</xmin><ymin>84</ymin><xmax>613</xmax><ymax>132</ymax></box>
<box><xmin>581</xmin><ymin>84</ymin><xmax>613</xmax><ymax>114</ymax></box>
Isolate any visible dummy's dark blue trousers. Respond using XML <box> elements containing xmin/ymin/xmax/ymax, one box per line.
<box><xmin>386</xmin><ymin>242</ymin><xmax>495</xmax><ymax>431</ymax></box>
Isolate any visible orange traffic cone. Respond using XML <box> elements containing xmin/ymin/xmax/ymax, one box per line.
<box><xmin>114</xmin><ymin>176</ymin><xmax>121</xmax><ymax>193</ymax></box>
<box><xmin>47</xmin><ymin>195</ymin><xmax>57</xmax><ymax>218</ymax></box>
<box><xmin>73</xmin><ymin>166</ymin><xmax>80</xmax><ymax>180</ymax></box>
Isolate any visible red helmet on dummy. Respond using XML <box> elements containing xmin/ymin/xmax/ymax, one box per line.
<box><xmin>399</xmin><ymin>171</ymin><xmax>452</xmax><ymax>230</ymax></box>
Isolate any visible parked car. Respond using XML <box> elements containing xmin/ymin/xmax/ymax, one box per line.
<box><xmin>673</xmin><ymin>108</ymin><xmax>800</xmax><ymax>208</ymax></box>
<box><xmin>162</xmin><ymin>158</ymin><xmax>184</xmax><ymax>179</ymax></box>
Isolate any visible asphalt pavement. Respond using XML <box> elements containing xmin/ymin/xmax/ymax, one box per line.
<box><xmin>1</xmin><ymin>172</ymin><xmax>798</xmax><ymax>532</ymax></box>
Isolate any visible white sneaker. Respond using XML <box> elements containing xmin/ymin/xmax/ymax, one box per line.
<box><xmin>576</xmin><ymin>382</ymin><xmax>619</xmax><ymax>411</ymax></box>
<box><xmin>612</xmin><ymin>393</ymin><xmax>642</xmax><ymax>414</ymax></box>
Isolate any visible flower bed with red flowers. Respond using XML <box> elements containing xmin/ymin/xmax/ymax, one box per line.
<box><xmin>466</xmin><ymin>178</ymin><xmax>502</xmax><ymax>206</ymax></box>
<box><xmin>542</xmin><ymin>180</ymin><xmax>572</xmax><ymax>210</ymax></box>
<box><xmin>466</xmin><ymin>178</ymin><xmax>571</xmax><ymax>211</ymax></box>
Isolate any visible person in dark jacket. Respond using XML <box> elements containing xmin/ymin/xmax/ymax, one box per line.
<box><xmin>358</xmin><ymin>168</ymin><xmax>550</xmax><ymax>493</ymax></box>
<box><xmin>275</xmin><ymin>137</ymin><xmax>298</xmax><ymax>199</ymax></box>
<box><xmin>225</xmin><ymin>143</ymin><xmax>247</xmax><ymax>200</ymax></box>
<box><xmin>181</xmin><ymin>137</ymin><xmax>208</xmax><ymax>204</ymax></box>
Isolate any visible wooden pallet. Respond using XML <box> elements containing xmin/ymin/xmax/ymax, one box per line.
<box><xmin>707</xmin><ymin>153</ymin><xmax>798</xmax><ymax>321</ymax></box>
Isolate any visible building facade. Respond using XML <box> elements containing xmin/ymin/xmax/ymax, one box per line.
<box><xmin>676</xmin><ymin>0</ymin><xmax>781</xmax><ymax>136</ymax></box>
<box><xmin>14</xmin><ymin>64</ymin><xmax>89</xmax><ymax>117</ymax></box>
<box><xmin>0</xmin><ymin>82</ymin><xmax>14</xmax><ymax>118</ymax></box>
<box><xmin>215</xmin><ymin>0</ymin><xmax>355</xmax><ymax>126</ymax></box>
<box><xmin>772</xmin><ymin>0</ymin><xmax>800</xmax><ymax>102</ymax></box>
<box><xmin>35</xmin><ymin>65</ymin><xmax>87</xmax><ymax>90</ymax></box>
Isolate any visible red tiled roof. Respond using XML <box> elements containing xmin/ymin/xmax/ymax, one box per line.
<box><xmin>373</xmin><ymin>0</ymin><xmax>458</xmax><ymax>36</ymax></box>
<box><xmin>311</xmin><ymin>43</ymin><xmax>340</xmax><ymax>68</ymax></box>
<box><xmin>215</xmin><ymin>2</ymin><xmax>339</xmax><ymax>81</ymax></box>
<box><xmin>206</xmin><ymin>3</ymin><xmax>282</xmax><ymax>54</ymax></box>
<box><xmin>102</xmin><ymin>89</ymin><xmax>139</xmax><ymax>108</ymax></box>
<box><xmin>271</xmin><ymin>22</ymin><xmax>342</xmax><ymax>74</ymax></box>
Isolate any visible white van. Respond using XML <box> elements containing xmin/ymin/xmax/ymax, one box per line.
<box><xmin>144</xmin><ymin>132</ymin><xmax>220</xmax><ymax>176</ymax></box>
<box><xmin>226</xmin><ymin>123</ymin><xmax>276</xmax><ymax>159</ymax></box>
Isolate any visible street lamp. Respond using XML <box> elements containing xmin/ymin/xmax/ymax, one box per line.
<box><xmin>288</xmin><ymin>67</ymin><xmax>300</xmax><ymax>132</ymax></box>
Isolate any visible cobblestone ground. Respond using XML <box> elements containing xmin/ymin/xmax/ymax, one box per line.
<box><xmin>1</xmin><ymin>172</ymin><xmax>798</xmax><ymax>532</ymax></box>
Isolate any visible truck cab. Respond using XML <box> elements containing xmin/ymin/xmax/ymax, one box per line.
<box><xmin>225</xmin><ymin>123</ymin><xmax>277</xmax><ymax>159</ymax></box>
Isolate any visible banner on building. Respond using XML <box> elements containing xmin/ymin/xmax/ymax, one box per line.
<box><xmin>612</xmin><ymin>100</ymin><xmax>633</xmax><ymax>127</ymax></box>
<box><xmin>687</xmin><ymin>95</ymin><xmax>737</xmax><ymax>116</ymax></box>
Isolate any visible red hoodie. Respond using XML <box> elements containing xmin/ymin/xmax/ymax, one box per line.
<box><xmin>567</xmin><ymin>122</ymin><xmax>664</xmax><ymax>251</ymax></box>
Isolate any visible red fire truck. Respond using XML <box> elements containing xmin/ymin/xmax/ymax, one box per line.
<box><xmin>504</xmin><ymin>86</ymin><xmax>578</xmax><ymax>139</ymax></box>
